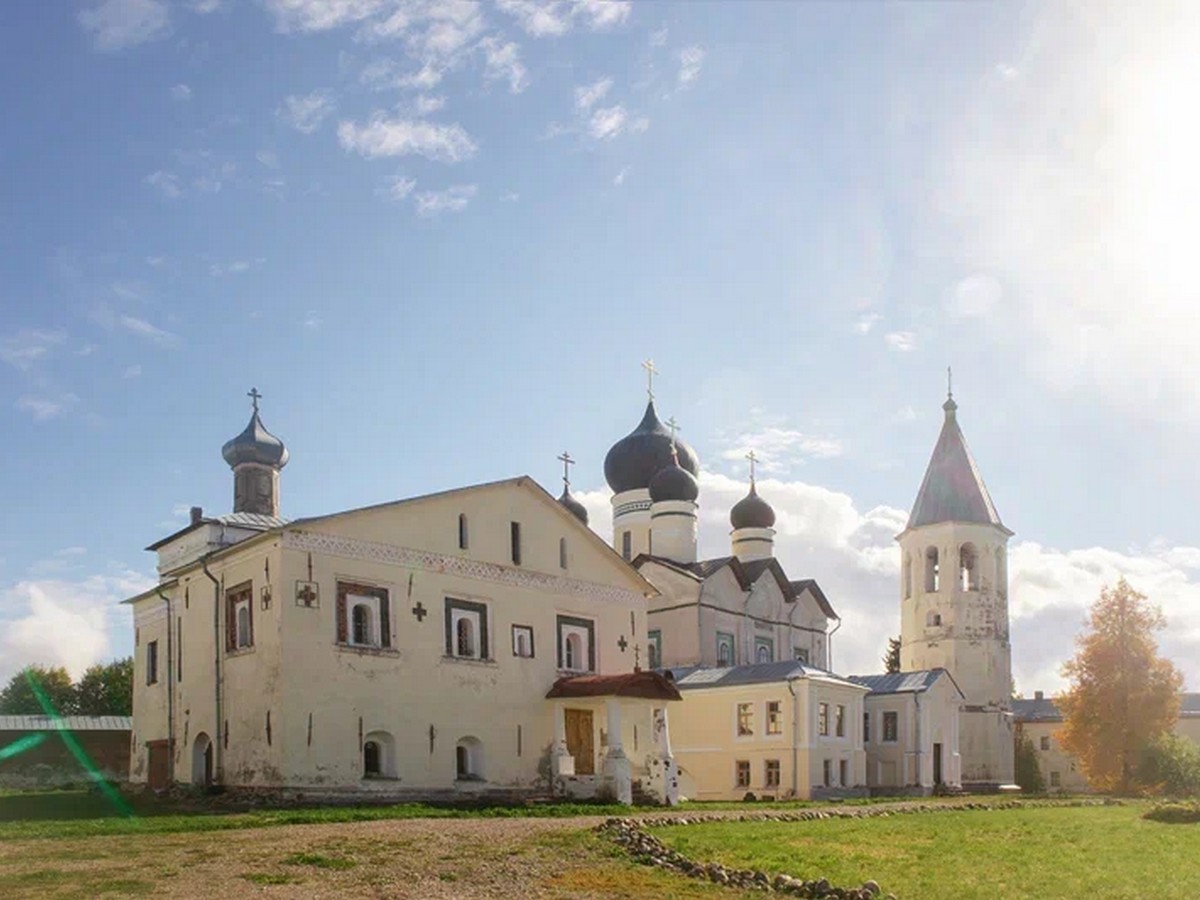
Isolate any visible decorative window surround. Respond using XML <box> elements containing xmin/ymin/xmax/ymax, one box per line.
<box><xmin>556</xmin><ymin>614</ymin><xmax>595</xmax><ymax>672</ymax></box>
<box><xmin>282</xmin><ymin>530</ymin><xmax>646</xmax><ymax>607</ymax></box>
<box><xmin>336</xmin><ymin>581</ymin><xmax>391</xmax><ymax>649</ymax></box>
<box><xmin>512</xmin><ymin>625</ymin><xmax>535</xmax><ymax>658</ymax></box>
<box><xmin>445</xmin><ymin>598</ymin><xmax>489</xmax><ymax>661</ymax></box>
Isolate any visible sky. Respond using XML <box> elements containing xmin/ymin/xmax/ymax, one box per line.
<box><xmin>3</xmin><ymin>0</ymin><xmax>1200</xmax><ymax>695</ymax></box>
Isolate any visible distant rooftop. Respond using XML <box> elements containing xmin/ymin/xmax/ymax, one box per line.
<box><xmin>0</xmin><ymin>715</ymin><xmax>132</xmax><ymax>732</ymax></box>
<box><xmin>849</xmin><ymin>670</ymin><xmax>955</xmax><ymax>696</ymax></box>
<box><xmin>664</xmin><ymin>661</ymin><xmax>862</xmax><ymax>690</ymax></box>
<box><xmin>1013</xmin><ymin>692</ymin><xmax>1200</xmax><ymax>722</ymax></box>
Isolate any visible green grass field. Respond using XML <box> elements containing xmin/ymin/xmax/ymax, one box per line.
<box><xmin>651</xmin><ymin>804</ymin><xmax>1200</xmax><ymax>899</ymax></box>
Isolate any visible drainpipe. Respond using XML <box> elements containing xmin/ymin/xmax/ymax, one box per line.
<box><xmin>787</xmin><ymin>676</ymin><xmax>801</xmax><ymax>798</ymax></box>
<box><xmin>914</xmin><ymin>690</ymin><xmax>923</xmax><ymax>791</ymax></box>
<box><xmin>826</xmin><ymin>616</ymin><xmax>842</xmax><ymax>671</ymax></box>
<box><xmin>201</xmin><ymin>555</ymin><xmax>222</xmax><ymax>784</ymax></box>
<box><xmin>155</xmin><ymin>583</ymin><xmax>175</xmax><ymax>784</ymax></box>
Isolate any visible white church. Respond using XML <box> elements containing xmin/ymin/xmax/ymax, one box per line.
<box><xmin>124</xmin><ymin>372</ymin><xmax>1015</xmax><ymax>802</ymax></box>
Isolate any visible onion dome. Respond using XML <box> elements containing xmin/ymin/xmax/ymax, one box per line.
<box><xmin>730</xmin><ymin>482</ymin><xmax>775</xmax><ymax>529</ymax></box>
<box><xmin>559</xmin><ymin>487</ymin><xmax>589</xmax><ymax>525</ymax></box>
<box><xmin>649</xmin><ymin>453</ymin><xmax>699</xmax><ymax>503</ymax></box>
<box><xmin>222</xmin><ymin>396</ymin><xmax>288</xmax><ymax>470</ymax></box>
<box><xmin>604</xmin><ymin>401</ymin><xmax>700</xmax><ymax>493</ymax></box>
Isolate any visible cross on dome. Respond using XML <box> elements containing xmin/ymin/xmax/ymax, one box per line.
<box><xmin>641</xmin><ymin>358</ymin><xmax>659</xmax><ymax>400</ymax></box>
<box><xmin>664</xmin><ymin>416</ymin><xmax>681</xmax><ymax>452</ymax></box>
<box><xmin>557</xmin><ymin>450</ymin><xmax>576</xmax><ymax>489</ymax></box>
<box><xmin>746</xmin><ymin>449</ymin><xmax>759</xmax><ymax>483</ymax></box>
<box><xmin>947</xmin><ymin>366</ymin><xmax>953</xmax><ymax>401</ymax></box>
<box><xmin>247</xmin><ymin>387</ymin><xmax>262</xmax><ymax>413</ymax></box>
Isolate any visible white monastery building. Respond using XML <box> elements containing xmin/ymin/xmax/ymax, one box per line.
<box><xmin>125</xmin><ymin>372</ymin><xmax>1014</xmax><ymax>802</ymax></box>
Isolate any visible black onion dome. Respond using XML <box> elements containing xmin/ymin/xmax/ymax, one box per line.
<box><xmin>221</xmin><ymin>411</ymin><xmax>289</xmax><ymax>469</ymax></box>
<box><xmin>559</xmin><ymin>487</ymin><xmax>589</xmax><ymax>525</ymax></box>
<box><xmin>730</xmin><ymin>483</ymin><xmax>775</xmax><ymax>529</ymax></box>
<box><xmin>649</xmin><ymin>457</ymin><xmax>699</xmax><ymax>503</ymax></box>
<box><xmin>603</xmin><ymin>401</ymin><xmax>700</xmax><ymax>493</ymax></box>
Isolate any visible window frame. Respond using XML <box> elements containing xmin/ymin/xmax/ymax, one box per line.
<box><xmin>716</xmin><ymin>631</ymin><xmax>735</xmax><ymax>667</ymax></box>
<box><xmin>556</xmin><ymin>615</ymin><xmax>596</xmax><ymax>672</ymax></box>
<box><xmin>882</xmin><ymin>710</ymin><xmax>899</xmax><ymax>743</ymax></box>
<box><xmin>458</xmin><ymin>513</ymin><xmax>469</xmax><ymax>550</ymax></box>
<box><xmin>818</xmin><ymin>702</ymin><xmax>830</xmax><ymax>737</ymax></box>
<box><xmin>835</xmin><ymin>704</ymin><xmax>846</xmax><ymax>738</ymax></box>
<box><xmin>225</xmin><ymin>581</ymin><xmax>254</xmax><ymax>652</ymax></box>
<box><xmin>510</xmin><ymin>521</ymin><xmax>522</xmax><ymax>566</ymax></box>
<box><xmin>863</xmin><ymin>710</ymin><xmax>871</xmax><ymax>744</ymax></box>
<box><xmin>754</xmin><ymin>636</ymin><xmax>774</xmax><ymax>664</ymax></box>
<box><xmin>736</xmin><ymin>702</ymin><xmax>754</xmax><ymax>737</ymax></box>
<box><xmin>621</xmin><ymin>530</ymin><xmax>632</xmax><ymax>561</ymax></box>
<box><xmin>839</xmin><ymin>759</ymin><xmax>848</xmax><ymax>787</ymax></box>
<box><xmin>512</xmin><ymin>624</ymin><xmax>535</xmax><ymax>659</ymax></box>
<box><xmin>445</xmin><ymin>598</ymin><xmax>489</xmax><ymax>661</ymax></box>
<box><xmin>146</xmin><ymin>639</ymin><xmax>159</xmax><ymax>686</ymax></box>
<box><xmin>336</xmin><ymin>581</ymin><xmax>391</xmax><ymax>649</ymax></box>
<box><xmin>647</xmin><ymin>629</ymin><xmax>662</xmax><ymax>670</ymax></box>
<box><xmin>1040</xmin><ymin>735</ymin><xmax>1051</xmax><ymax>751</ymax></box>
<box><xmin>765</xmin><ymin>758</ymin><xmax>781</xmax><ymax>788</ymax></box>
<box><xmin>766</xmin><ymin>700</ymin><xmax>782</xmax><ymax>735</ymax></box>
<box><xmin>735</xmin><ymin>759</ymin><xmax>751</xmax><ymax>789</ymax></box>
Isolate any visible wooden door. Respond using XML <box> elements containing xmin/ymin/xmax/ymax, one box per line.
<box><xmin>147</xmin><ymin>740</ymin><xmax>169</xmax><ymax>791</ymax></box>
<box><xmin>564</xmin><ymin>709</ymin><xmax>594</xmax><ymax>775</ymax></box>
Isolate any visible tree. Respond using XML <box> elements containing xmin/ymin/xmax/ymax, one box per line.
<box><xmin>0</xmin><ymin>665</ymin><xmax>77</xmax><ymax>715</ymax></box>
<box><xmin>882</xmin><ymin>636</ymin><xmax>901</xmax><ymax>674</ymax></box>
<box><xmin>75</xmin><ymin>658</ymin><xmax>133</xmax><ymax>716</ymax></box>
<box><xmin>1014</xmin><ymin>726</ymin><xmax>1046</xmax><ymax>793</ymax></box>
<box><xmin>1140</xmin><ymin>733</ymin><xmax>1200</xmax><ymax>797</ymax></box>
<box><xmin>1058</xmin><ymin>578</ymin><xmax>1183</xmax><ymax>794</ymax></box>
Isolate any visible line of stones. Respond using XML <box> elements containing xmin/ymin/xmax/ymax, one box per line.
<box><xmin>597</xmin><ymin>798</ymin><xmax>1119</xmax><ymax>899</ymax></box>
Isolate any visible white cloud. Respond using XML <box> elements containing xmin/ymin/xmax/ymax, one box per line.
<box><xmin>479</xmin><ymin>37</ymin><xmax>529</xmax><ymax>93</ymax></box>
<box><xmin>649</xmin><ymin>26</ymin><xmax>668</xmax><ymax>47</ymax></box>
<box><xmin>302</xmin><ymin>311</ymin><xmax>323</xmax><ymax>330</ymax></box>
<box><xmin>189</xmin><ymin>0</ymin><xmax>224</xmax><ymax>11</ymax></box>
<box><xmin>500</xmin><ymin>190</ymin><xmax>520</xmax><ymax>202</ymax></box>
<box><xmin>0</xmin><ymin>570</ymin><xmax>153</xmax><ymax>684</ymax></box>
<box><xmin>575</xmin><ymin>76</ymin><xmax>613</xmax><ymax>111</ymax></box>
<box><xmin>382</xmin><ymin>174</ymin><xmax>417</xmax><ymax>200</ymax></box>
<box><xmin>613</xmin><ymin>166</ymin><xmax>629</xmax><ymax>186</ymax></box>
<box><xmin>719</xmin><ymin>427</ymin><xmax>844</xmax><ymax>472</ymax></box>
<box><xmin>884</xmin><ymin>330</ymin><xmax>917</xmax><ymax>352</ymax></box>
<box><xmin>497</xmin><ymin>0</ymin><xmax>630</xmax><ymax>37</ymax></box>
<box><xmin>338</xmin><ymin>114</ymin><xmax>477</xmax><ymax>162</ymax></box>
<box><xmin>946</xmin><ymin>274</ymin><xmax>1003</xmax><ymax>319</ymax></box>
<box><xmin>170</xmin><ymin>83</ymin><xmax>192</xmax><ymax>101</ymax></box>
<box><xmin>122</xmin><ymin>364</ymin><xmax>143</xmax><ymax>379</ymax></box>
<box><xmin>853</xmin><ymin>312</ymin><xmax>882</xmax><ymax>334</ymax></box>
<box><xmin>264</xmin><ymin>0</ymin><xmax>388</xmax><ymax>32</ymax></box>
<box><xmin>280</xmin><ymin>90</ymin><xmax>336</xmax><ymax>134</ymax></box>
<box><xmin>209</xmin><ymin>260</ymin><xmax>252</xmax><ymax>277</ymax></box>
<box><xmin>16</xmin><ymin>394</ymin><xmax>80</xmax><ymax>421</ymax></box>
<box><xmin>119</xmin><ymin>315</ymin><xmax>177</xmax><ymax>346</ymax></box>
<box><xmin>893</xmin><ymin>405</ymin><xmax>918</xmax><ymax>423</ymax></box>
<box><xmin>588</xmin><ymin>104</ymin><xmax>628</xmax><ymax>140</ymax></box>
<box><xmin>78</xmin><ymin>0</ymin><xmax>170</xmax><ymax>52</ymax></box>
<box><xmin>574</xmin><ymin>0</ymin><xmax>630</xmax><ymax>31</ymax></box>
<box><xmin>413</xmin><ymin>183</ymin><xmax>477</xmax><ymax>215</ymax></box>
<box><xmin>256</xmin><ymin>149</ymin><xmax>280</xmax><ymax>168</ymax></box>
<box><xmin>144</xmin><ymin>170</ymin><xmax>183</xmax><ymax>199</ymax></box>
<box><xmin>415</xmin><ymin>94</ymin><xmax>446</xmax><ymax>114</ymax></box>
<box><xmin>678</xmin><ymin>45</ymin><xmax>705</xmax><ymax>87</ymax></box>
<box><xmin>0</xmin><ymin>330</ymin><xmax>66</xmax><ymax>372</ymax></box>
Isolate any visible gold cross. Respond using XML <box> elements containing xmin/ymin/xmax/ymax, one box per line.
<box><xmin>641</xmin><ymin>358</ymin><xmax>659</xmax><ymax>400</ymax></box>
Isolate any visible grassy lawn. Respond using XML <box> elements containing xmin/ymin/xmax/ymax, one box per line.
<box><xmin>651</xmin><ymin>804</ymin><xmax>1200</xmax><ymax>899</ymax></box>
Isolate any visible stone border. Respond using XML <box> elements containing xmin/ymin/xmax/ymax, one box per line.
<box><xmin>598</xmin><ymin>798</ymin><xmax>1120</xmax><ymax>899</ymax></box>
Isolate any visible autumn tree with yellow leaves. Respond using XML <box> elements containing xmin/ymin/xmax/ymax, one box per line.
<box><xmin>1058</xmin><ymin>578</ymin><xmax>1183</xmax><ymax>794</ymax></box>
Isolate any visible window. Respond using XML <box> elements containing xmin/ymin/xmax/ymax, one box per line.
<box><xmin>1040</xmin><ymin>735</ymin><xmax>1051</xmax><ymax>751</ymax></box>
<box><xmin>794</xmin><ymin>646</ymin><xmax>809</xmax><ymax>664</ymax></box>
<box><xmin>456</xmin><ymin>736</ymin><xmax>484</xmax><ymax>780</ymax></box>
<box><xmin>146</xmin><ymin>640</ymin><xmax>159</xmax><ymax>685</ymax></box>
<box><xmin>512</xmin><ymin>625</ymin><xmax>534</xmax><ymax>658</ymax></box>
<box><xmin>458</xmin><ymin>513</ymin><xmax>469</xmax><ymax>550</ymax></box>
<box><xmin>717</xmin><ymin>632</ymin><xmax>735</xmax><ymax>667</ymax></box>
<box><xmin>755</xmin><ymin>637</ymin><xmax>774</xmax><ymax>663</ymax></box>
<box><xmin>647</xmin><ymin>630</ymin><xmax>662</xmax><ymax>669</ymax></box>
<box><xmin>960</xmin><ymin>543</ymin><xmax>979</xmax><ymax>590</ymax></box>
<box><xmin>818</xmin><ymin>702</ymin><xmax>829</xmax><ymax>736</ymax></box>
<box><xmin>765</xmin><ymin>759</ymin><xmax>781</xmax><ymax>788</ymax></box>
<box><xmin>225</xmin><ymin>582</ymin><xmax>253</xmax><ymax>651</ymax></box>
<box><xmin>556</xmin><ymin>615</ymin><xmax>595</xmax><ymax>672</ymax></box>
<box><xmin>364</xmin><ymin>741</ymin><xmax>381</xmax><ymax>776</ymax></box>
<box><xmin>863</xmin><ymin>711</ymin><xmax>871</xmax><ymax>743</ymax></box>
<box><xmin>926</xmin><ymin>611</ymin><xmax>942</xmax><ymax>627</ymax></box>
<box><xmin>559</xmin><ymin>537</ymin><xmax>568</xmax><ymax>570</ymax></box>
<box><xmin>883</xmin><ymin>711</ymin><xmax>899</xmax><ymax>742</ymax></box>
<box><xmin>904</xmin><ymin>554</ymin><xmax>912</xmax><ymax>599</ymax></box>
<box><xmin>510</xmin><ymin>522</ymin><xmax>522</xmax><ymax>565</ymax></box>
<box><xmin>839</xmin><ymin>759</ymin><xmax>848</xmax><ymax>787</ymax></box>
<box><xmin>621</xmin><ymin>530</ymin><xmax>632</xmax><ymax>561</ymax></box>
<box><xmin>766</xmin><ymin>701</ymin><xmax>782</xmax><ymax>735</ymax></box>
<box><xmin>835</xmin><ymin>704</ymin><xmax>846</xmax><ymax>738</ymax></box>
<box><xmin>823</xmin><ymin>759</ymin><xmax>832</xmax><ymax>787</ymax></box>
<box><xmin>737</xmin><ymin>702</ymin><xmax>754</xmax><ymax>736</ymax></box>
<box><xmin>446</xmin><ymin>598</ymin><xmax>488</xmax><ymax>660</ymax></box>
<box><xmin>336</xmin><ymin>582</ymin><xmax>391</xmax><ymax>649</ymax></box>
<box><xmin>735</xmin><ymin>760</ymin><xmax>751</xmax><ymax>788</ymax></box>
<box><xmin>1050</xmin><ymin>771</ymin><xmax>1061</xmax><ymax>787</ymax></box>
<box><xmin>925</xmin><ymin>547</ymin><xmax>940</xmax><ymax>592</ymax></box>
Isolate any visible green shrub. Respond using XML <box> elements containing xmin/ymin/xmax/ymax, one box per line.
<box><xmin>1139</xmin><ymin>734</ymin><xmax>1200</xmax><ymax>797</ymax></box>
<box><xmin>1142</xmin><ymin>801</ymin><xmax>1200</xmax><ymax>824</ymax></box>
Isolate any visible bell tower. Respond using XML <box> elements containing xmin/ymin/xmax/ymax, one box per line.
<box><xmin>898</xmin><ymin>377</ymin><xmax>1015</xmax><ymax>790</ymax></box>
<box><xmin>221</xmin><ymin>388</ymin><xmax>289</xmax><ymax>518</ymax></box>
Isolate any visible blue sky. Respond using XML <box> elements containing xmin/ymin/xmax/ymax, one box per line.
<box><xmin>4</xmin><ymin>0</ymin><xmax>1200</xmax><ymax>692</ymax></box>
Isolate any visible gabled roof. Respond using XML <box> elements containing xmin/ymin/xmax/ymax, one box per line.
<box><xmin>906</xmin><ymin>399</ymin><xmax>1010</xmax><ymax>533</ymax></box>
<box><xmin>146</xmin><ymin>512</ymin><xmax>288</xmax><ymax>551</ymax></box>
<box><xmin>849</xmin><ymin>668</ymin><xmax>965</xmax><ymax>700</ymax></box>
<box><xmin>664</xmin><ymin>661</ymin><xmax>865</xmax><ymax>691</ymax></box>
<box><xmin>633</xmin><ymin>555</ymin><xmax>839</xmax><ymax>620</ymax></box>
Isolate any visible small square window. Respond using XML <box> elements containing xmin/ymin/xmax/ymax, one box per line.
<box><xmin>512</xmin><ymin>624</ymin><xmax>534</xmax><ymax>658</ymax></box>
<box><xmin>735</xmin><ymin>760</ymin><xmax>751</xmax><ymax>788</ymax></box>
<box><xmin>737</xmin><ymin>702</ymin><xmax>754</xmax><ymax>737</ymax></box>
<box><xmin>766</xmin><ymin>701</ymin><xmax>782</xmax><ymax>735</ymax></box>
<box><xmin>765</xmin><ymin>759</ymin><xmax>781</xmax><ymax>788</ymax></box>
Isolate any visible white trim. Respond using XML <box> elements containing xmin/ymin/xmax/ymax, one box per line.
<box><xmin>285</xmin><ymin>530</ymin><xmax>647</xmax><ymax>606</ymax></box>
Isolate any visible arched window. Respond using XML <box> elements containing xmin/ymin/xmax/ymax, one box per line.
<box><xmin>903</xmin><ymin>555</ymin><xmax>912</xmax><ymax>599</ymax></box>
<box><xmin>564</xmin><ymin>633</ymin><xmax>582</xmax><ymax>670</ymax></box>
<box><xmin>456</xmin><ymin>736</ymin><xmax>483</xmax><ymax>780</ymax></box>
<box><xmin>559</xmin><ymin>537</ymin><xmax>568</xmax><ymax>570</ymax></box>
<box><xmin>457</xmin><ymin>617</ymin><xmax>475</xmax><ymax>658</ymax></box>
<box><xmin>717</xmin><ymin>635</ymin><xmax>733</xmax><ymax>667</ymax></box>
<box><xmin>236</xmin><ymin>605</ymin><xmax>251</xmax><ymax>648</ymax></box>
<box><xmin>458</xmin><ymin>513</ymin><xmax>469</xmax><ymax>550</ymax></box>
<box><xmin>352</xmin><ymin>604</ymin><xmax>372</xmax><ymax>646</ymax></box>
<box><xmin>960</xmin><ymin>543</ymin><xmax>979</xmax><ymax>591</ymax></box>
<box><xmin>925</xmin><ymin>547</ymin><xmax>940</xmax><ymax>592</ymax></box>
<box><xmin>756</xmin><ymin>643</ymin><xmax>772</xmax><ymax>663</ymax></box>
<box><xmin>364</xmin><ymin>740</ymin><xmax>381</xmax><ymax>777</ymax></box>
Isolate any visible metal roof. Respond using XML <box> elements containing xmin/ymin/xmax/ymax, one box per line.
<box><xmin>638</xmin><ymin>555</ymin><xmax>839</xmax><ymax>620</ymax></box>
<box><xmin>849</xmin><ymin>670</ymin><xmax>949</xmax><ymax>696</ymax></box>
<box><xmin>0</xmin><ymin>715</ymin><xmax>132</xmax><ymax>731</ymax></box>
<box><xmin>1013</xmin><ymin>693</ymin><xmax>1200</xmax><ymax>722</ymax></box>
<box><xmin>907</xmin><ymin>399</ymin><xmax>1008</xmax><ymax>532</ymax></box>
<box><xmin>666</xmin><ymin>661</ymin><xmax>864</xmax><ymax>691</ymax></box>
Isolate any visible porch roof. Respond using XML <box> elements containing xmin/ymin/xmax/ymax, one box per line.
<box><xmin>546</xmin><ymin>670</ymin><xmax>682</xmax><ymax>701</ymax></box>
